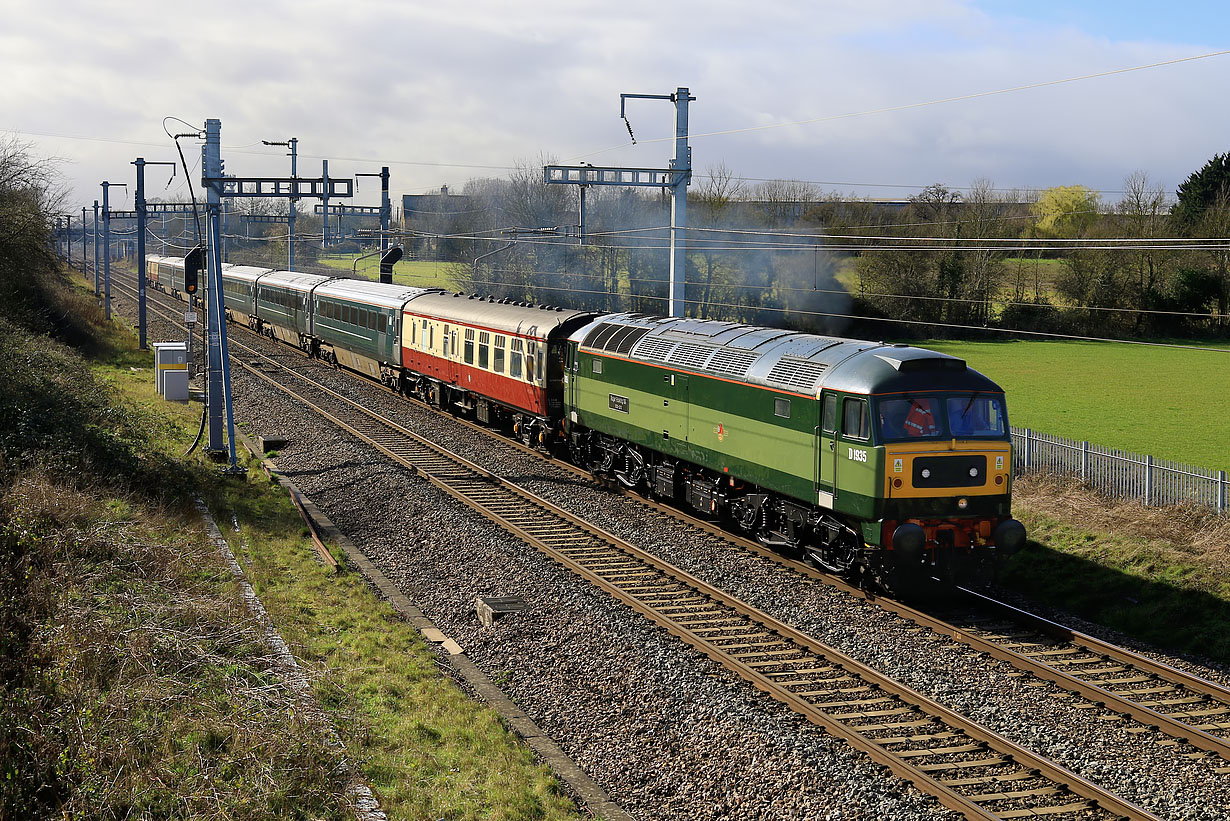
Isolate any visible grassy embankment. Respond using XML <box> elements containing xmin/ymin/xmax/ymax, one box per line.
<box><xmin>0</xmin><ymin>266</ymin><xmax>581</xmax><ymax>819</ymax></box>
<box><xmin>1004</xmin><ymin>475</ymin><xmax>1230</xmax><ymax>664</ymax></box>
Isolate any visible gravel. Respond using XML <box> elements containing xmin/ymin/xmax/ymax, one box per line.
<box><xmin>115</xmin><ymin>279</ymin><xmax>1230</xmax><ymax>820</ymax></box>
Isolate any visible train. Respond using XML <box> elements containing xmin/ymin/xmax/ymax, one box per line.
<box><xmin>146</xmin><ymin>253</ymin><xmax>1027</xmax><ymax>590</ymax></box>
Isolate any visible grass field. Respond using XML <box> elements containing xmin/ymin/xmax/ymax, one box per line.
<box><xmin>919</xmin><ymin>338</ymin><xmax>1230</xmax><ymax>470</ymax></box>
<box><xmin>317</xmin><ymin>253</ymin><xmax>459</xmax><ymax>290</ymax></box>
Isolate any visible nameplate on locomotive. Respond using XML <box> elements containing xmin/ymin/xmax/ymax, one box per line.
<box><xmin>608</xmin><ymin>394</ymin><xmax>629</xmax><ymax>413</ymax></box>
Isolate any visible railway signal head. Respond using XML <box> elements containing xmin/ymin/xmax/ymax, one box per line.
<box><xmin>184</xmin><ymin>245</ymin><xmax>206</xmax><ymax>294</ymax></box>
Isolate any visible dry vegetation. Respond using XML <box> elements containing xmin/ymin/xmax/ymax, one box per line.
<box><xmin>1015</xmin><ymin>474</ymin><xmax>1230</xmax><ymax>570</ymax></box>
<box><xmin>1004</xmin><ymin>474</ymin><xmax>1230</xmax><ymax>662</ymax></box>
<box><xmin>0</xmin><ymin>475</ymin><xmax>350</xmax><ymax>819</ymax></box>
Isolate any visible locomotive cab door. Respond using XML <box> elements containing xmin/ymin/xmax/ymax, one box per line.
<box><xmin>565</xmin><ymin>341</ymin><xmax>580</xmax><ymax>419</ymax></box>
<box><xmin>816</xmin><ymin>391</ymin><xmax>838</xmax><ymax>509</ymax></box>
<box><xmin>663</xmin><ymin>371</ymin><xmax>689</xmax><ymax>445</ymax></box>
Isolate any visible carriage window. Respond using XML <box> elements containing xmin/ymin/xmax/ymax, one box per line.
<box><xmin>774</xmin><ymin>398</ymin><xmax>790</xmax><ymax>418</ymax></box>
<box><xmin>464</xmin><ymin>329</ymin><xmax>475</xmax><ymax>364</ymax></box>
<box><xmin>536</xmin><ymin>351</ymin><xmax>544</xmax><ymax>384</ymax></box>
<box><xmin>478</xmin><ymin>332</ymin><xmax>490</xmax><ymax>369</ymax></box>
<box><xmin>842</xmin><ymin>397</ymin><xmax>869</xmax><ymax>439</ymax></box>
<box><xmin>510</xmin><ymin>338</ymin><xmax>523</xmax><ymax>378</ymax></box>
<box><xmin>493</xmin><ymin>335</ymin><xmax>505</xmax><ymax>374</ymax></box>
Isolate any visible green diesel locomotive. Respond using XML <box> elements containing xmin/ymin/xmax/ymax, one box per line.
<box><xmin>563</xmin><ymin>314</ymin><xmax>1026</xmax><ymax>588</ymax></box>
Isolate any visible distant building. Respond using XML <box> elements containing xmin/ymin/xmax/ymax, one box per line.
<box><xmin>401</xmin><ymin>186</ymin><xmax>472</xmax><ymax>259</ymax></box>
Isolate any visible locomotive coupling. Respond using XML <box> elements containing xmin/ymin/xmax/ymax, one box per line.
<box><xmin>992</xmin><ymin>518</ymin><xmax>1027</xmax><ymax>555</ymax></box>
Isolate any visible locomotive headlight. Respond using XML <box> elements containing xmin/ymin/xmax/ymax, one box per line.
<box><xmin>969</xmin><ymin>467</ymin><xmax>979</xmax><ymax>477</ymax></box>
<box><xmin>957</xmin><ymin>497</ymin><xmax>969</xmax><ymax>510</ymax></box>
<box><xmin>921</xmin><ymin>468</ymin><xmax>931</xmax><ymax>479</ymax></box>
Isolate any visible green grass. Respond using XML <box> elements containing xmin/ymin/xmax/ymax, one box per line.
<box><xmin>317</xmin><ymin>253</ymin><xmax>459</xmax><ymax>290</ymax></box>
<box><xmin>918</xmin><ymin>338</ymin><xmax>1230</xmax><ymax>470</ymax></box>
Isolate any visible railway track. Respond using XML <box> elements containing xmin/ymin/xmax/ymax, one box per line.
<box><xmin>102</xmin><ymin>269</ymin><xmax>1161</xmax><ymax>820</ymax></box>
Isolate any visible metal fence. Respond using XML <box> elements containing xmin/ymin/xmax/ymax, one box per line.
<box><xmin>1011</xmin><ymin>427</ymin><xmax>1228</xmax><ymax>515</ymax></box>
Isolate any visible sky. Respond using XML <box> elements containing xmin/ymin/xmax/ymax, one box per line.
<box><xmin>2</xmin><ymin>0</ymin><xmax>1228</xmax><ymax>215</ymax></box>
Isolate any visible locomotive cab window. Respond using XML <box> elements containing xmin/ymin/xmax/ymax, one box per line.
<box><xmin>841</xmin><ymin>397</ymin><xmax>869</xmax><ymax>440</ymax></box>
<box><xmin>773</xmin><ymin>398</ymin><xmax>790</xmax><ymax>418</ymax></box>
<box><xmin>821</xmin><ymin>394</ymin><xmax>837</xmax><ymax>433</ymax></box>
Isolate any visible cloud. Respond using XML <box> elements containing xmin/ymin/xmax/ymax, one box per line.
<box><xmin>2</xmin><ymin>0</ymin><xmax>1226</xmax><ymax>208</ymax></box>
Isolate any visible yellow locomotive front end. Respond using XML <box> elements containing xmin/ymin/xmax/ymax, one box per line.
<box><xmin>874</xmin><ymin>393</ymin><xmax>1026</xmax><ymax>584</ymax></box>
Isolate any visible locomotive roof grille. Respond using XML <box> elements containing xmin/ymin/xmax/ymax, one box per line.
<box><xmin>582</xmin><ymin>322</ymin><xmax>620</xmax><ymax>349</ymax></box>
<box><xmin>706</xmin><ymin>348</ymin><xmax>760</xmax><ymax>378</ymax></box>
<box><xmin>631</xmin><ymin>337</ymin><xmax>676</xmax><ymax>361</ymax></box>
<box><xmin>766</xmin><ymin>357</ymin><xmax>830</xmax><ymax>392</ymax></box>
<box><xmin>667</xmin><ymin>342</ymin><xmax>716</xmax><ymax>369</ymax></box>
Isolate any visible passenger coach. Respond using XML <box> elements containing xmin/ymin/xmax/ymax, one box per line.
<box><xmin>400</xmin><ymin>294</ymin><xmax>598</xmax><ymax>445</ymax></box>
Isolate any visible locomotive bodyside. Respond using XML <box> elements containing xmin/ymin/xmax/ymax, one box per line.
<box><xmin>565</xmin><ymin>313</ymin><xmax>1024</xmax><ymax>585</ymax></box>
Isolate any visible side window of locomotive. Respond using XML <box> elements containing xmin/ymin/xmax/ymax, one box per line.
<box><xmin>510</xmin><ymin>339</ymin><xmax>524</xmax><ymax>378</ymax></box>
<box><xmin>591</xmin><ymin>358</ymin><xmax>603</xmax><ymax>375</ymax></box>
<box><xmin>479</xmin><ymin>332</ymin><xmax>490</xmax><ymax>369</ymax></box>
<box><xmin>493</xmin><ymin>335</ymin><xmax>505</xmax><ymax>374</ymax></box>
<box><xmin>464</xmin><ymin>329</ymin><xmax>475</xmax><ymax>364</ymax></box>
<box><xmin>841</xmin><ymin>397</ymin><xmax>869</xmax><ymax>440</ymax></box>
<box><xmin>821</xmin><ymin>394</ymin><xmax>838</xmax><ymax>433</ymax></box>
<box><xmin>774</xmin><ymin>398</ymin><xmax>790</xmax><ymax>418</ymax></box>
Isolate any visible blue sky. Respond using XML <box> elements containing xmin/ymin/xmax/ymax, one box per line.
<box><xmin>2</xmin><ymin>0</ymin><xmax>1227</xmax><ymax>212</ymax></box>
<box><xmin>979</xmin><ymin>1</ymin><xmax>1221</xmax><ymax>43</ymax></box>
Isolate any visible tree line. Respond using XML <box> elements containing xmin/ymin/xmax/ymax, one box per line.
<box><xmin>219</xmin><ymin>151</ymin><xmax>1230</xmax><ymax>342</ymax></box>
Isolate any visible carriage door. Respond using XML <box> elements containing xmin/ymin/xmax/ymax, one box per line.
<box><xmin>816</xmin><ymin>391</ymin><xmax>838</xmax><ymax>509</ymax></box>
